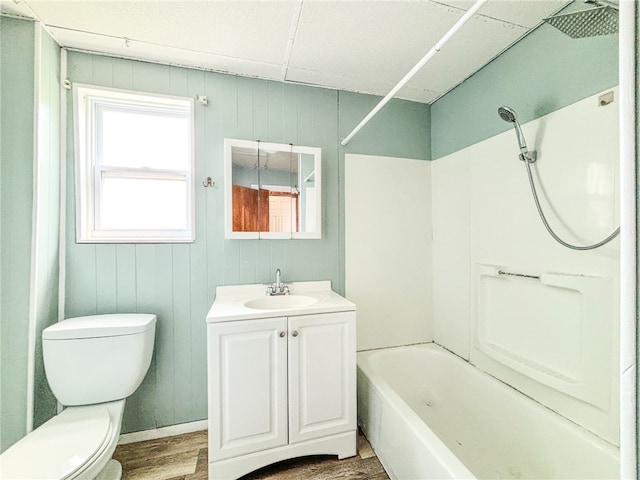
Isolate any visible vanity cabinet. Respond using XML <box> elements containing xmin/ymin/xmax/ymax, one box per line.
<box><xmin>208</xmin><ymin>317</ymin><xmax>288</xmax><ymax>462</ymax></box>
<box><xmin>207</xmin><ymin>298</ymin><xmax>356</xmax><ymax>480</ymax></box>
<box><xmin>287</xmin><ymin>313</ymin><xmax>355</xmax><ymax>444</ymax></box>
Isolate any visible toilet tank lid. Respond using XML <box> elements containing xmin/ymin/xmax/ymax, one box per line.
<box><xmin>43</xmin><ymin>314</ymin><xmax>156</xmax><ymax>340</ymax></box>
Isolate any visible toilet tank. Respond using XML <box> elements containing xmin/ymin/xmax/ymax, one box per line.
<box><xmin>43</xmin><ymin>314</ymin><xmax>156</xmax><ymax>406</ymax></box>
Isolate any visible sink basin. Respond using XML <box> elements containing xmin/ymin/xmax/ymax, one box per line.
<box><xmin>208</xmin><ymin>281</ymin><xmax>355</xmax><ymax>322</ymax></box>
<box><xmin>243</xmin><ymin>295</ymin><xmax>318</xmax><ymax>310</ymax></box>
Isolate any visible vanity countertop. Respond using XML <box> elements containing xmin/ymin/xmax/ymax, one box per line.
<box><xmin>206</xmin><ymin>281</ymin><xmax>355</xmax><ymax>323</ymax></box>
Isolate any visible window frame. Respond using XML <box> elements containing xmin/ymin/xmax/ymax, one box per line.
<box><xmin>73</xmin><ymin>84</ymin><xmax>195</xmax><ymax>243</ymax></box>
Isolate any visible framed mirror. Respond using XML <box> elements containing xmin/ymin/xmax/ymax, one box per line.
<box><xmin>224</xmin><ymin>138</ymin><xmax>321</xmax><ymax>239</ymax></box>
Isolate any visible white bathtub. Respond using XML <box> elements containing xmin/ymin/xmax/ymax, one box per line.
<box><xmin>357</xmin><ymin>343</ymin><xmax>619</xmax><ymax>480</ymax></box>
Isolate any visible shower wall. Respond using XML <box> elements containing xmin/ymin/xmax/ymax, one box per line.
<box><xmin>431</xmin><ymin>88</ymin><xmax>619</xmax><ymax>355</ymax></box>
<box><xmin>430</xmin><ymin>90</ymin><xmax>619</xmax><ymax>443</ymax></box>
<box><xmin>345</xmin><ymin>154</ymin><xmax>432</xmax><ymax>351</ymax></box>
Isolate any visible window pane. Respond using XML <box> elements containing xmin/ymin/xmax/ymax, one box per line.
<box><xmin>99</xmin><ymin>106</ymin><xmax>190</xmax><ymax>170</ymax></box>
<box><xmin>99</xmin><ymin>175</ymin><xmax>188</xmax><ymax>230</ymax></box>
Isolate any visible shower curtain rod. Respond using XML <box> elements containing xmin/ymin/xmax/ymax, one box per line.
<box><xmin>340</xmin><ymin>0</ymin><xmax>488</xmax><ymax>146</ymax></box>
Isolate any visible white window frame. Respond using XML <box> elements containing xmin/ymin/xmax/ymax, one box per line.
<box><xmin>73</xmin><ymin>84</ymin><xmax>195</xmax><ymax>243</ymax></box>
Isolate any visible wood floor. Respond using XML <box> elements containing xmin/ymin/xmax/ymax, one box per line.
<box><xmin>113</xmin><ymin>430</ymin><xmax>389</xmax><ymax>480</ymax></box>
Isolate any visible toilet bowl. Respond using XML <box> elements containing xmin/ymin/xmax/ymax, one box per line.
<box><xmin>0</xmin><ymin>314</ymin><xmax>156</xmax><ymax>480</ymax></box>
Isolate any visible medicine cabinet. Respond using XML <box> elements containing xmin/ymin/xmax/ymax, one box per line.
<box><xmin>224</xmin><ymin>138</ymin><xmax>321</xmax><ymax>239</ymax></box>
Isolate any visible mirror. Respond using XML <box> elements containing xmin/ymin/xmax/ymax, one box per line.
<box><xmin>224</xmin><ymin>138</ymin><xmax>321</xmax><ymax>239</ymax></box>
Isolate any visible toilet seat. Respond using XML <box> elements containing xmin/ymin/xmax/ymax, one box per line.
<box><xmin>0</xmin><ymin>405</ymin><xmax>113</xmax><ymax>480</ymax></box>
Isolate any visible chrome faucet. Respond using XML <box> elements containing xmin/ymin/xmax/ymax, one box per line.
<box><xmin>266</xmin><ymin>268</ymin><xmax>289</xmax><ymax>296</ymax></box>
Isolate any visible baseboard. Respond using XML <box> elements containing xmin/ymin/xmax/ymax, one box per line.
<box><xmin>118</xmin><ymin>419</ymin><xmax>208</xmax><ymax>445</ymax></box>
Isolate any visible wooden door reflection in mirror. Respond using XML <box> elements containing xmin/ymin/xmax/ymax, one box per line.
<box><xmin>224</xmin><ymin>139</ymin><xmax>321</xmax><ymax>239</ymax></box>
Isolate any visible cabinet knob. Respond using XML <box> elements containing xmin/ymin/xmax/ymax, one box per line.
<box><xmin>279</xmin><ymin>331</ymin><xmax>285</xmax><ymax>338</ymax></box>
<box><xmin>292</xmin><ymin>331</ymin><xmax>299</xmax><ymax>337</ymax></box>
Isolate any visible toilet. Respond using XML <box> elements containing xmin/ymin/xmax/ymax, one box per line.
<box><xmin>0</xmin><ymin>313</ymin><xmax>156</xmax><ymax>480</ymax></box>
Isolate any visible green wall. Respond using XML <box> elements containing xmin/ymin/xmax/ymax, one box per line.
<box><xmin>0</xmin><ymin>17</ymin><xmax>61</xmax><ymax>452</ymax></box>
<box><xmin>1</xmin><ymin>16</ymin><xmax>36</xmax><ymax>452</ymax></box>
<box><xmin>64</xmin><ymin>51</ymin><xmax>430</xmax><ymax>433</ymax></box>
<box><xmin>339</xmin><ymin>90</ymin><xmax>431</xmax><ymax>161</ymax></box>
<box><xmin>431</xmin><ymin>3</ymin><xmax>618</xmax><ymax>159</ymax></box>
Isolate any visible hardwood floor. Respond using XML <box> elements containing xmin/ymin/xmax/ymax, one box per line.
<box><xmin>113</xmin><ymin>430</ymin><xmax>389</xmax><ymax>480</ymax></box>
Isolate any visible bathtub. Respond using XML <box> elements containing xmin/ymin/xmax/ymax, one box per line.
<box><xmin>357</xmin><ymin>343</ymin><xmax>619</xmax><ymax>480</ymax></box>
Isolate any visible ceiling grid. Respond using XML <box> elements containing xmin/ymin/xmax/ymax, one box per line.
<box><xmin>0</xmin><ymin>0</ymin><xmax>571</xmax><ymax>104</ymax></box>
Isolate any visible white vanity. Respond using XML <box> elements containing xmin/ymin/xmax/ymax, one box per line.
<box><xmin>206</xmin><ymin>280</ymin><xmax>356</xmax><ymax>480</ymax></box>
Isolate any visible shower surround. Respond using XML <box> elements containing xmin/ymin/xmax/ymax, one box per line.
<box><xmin>431</xmin><ymin>89</ymin><xmax>620</xmax><ymax>444</ymax></box>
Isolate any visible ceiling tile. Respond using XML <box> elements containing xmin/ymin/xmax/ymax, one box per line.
<box><xmin>50</xmin><ymin>27</ymin><xmax>283</xmax><ymax>81</ymax></box>
<box><xmin>406</xmin><ymin>13</ymin><xmax>528</xmax><ymax>94</ymax></box>
<box><xmin>28</xmin><ymin>1</ymin><xmax>295</xmax><ymax>64</ymax></box>
<box><xmin>0</xmin><ymin>0</ymin><xmax>33</xmax><ymax>17</ymax></box>
<box><xmin>287</xmin><ymin>1</ymin><xmax>465</xmax><ymax>88</ymax></box>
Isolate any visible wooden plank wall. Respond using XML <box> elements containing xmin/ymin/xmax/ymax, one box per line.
<box><xmin>64</xmin><ymin>51</ymin><xmax>430</xmax><ymax>433</ymax></box>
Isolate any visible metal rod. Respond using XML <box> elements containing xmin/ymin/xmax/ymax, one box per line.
<box><xmin>497</xmin><ymin>270</ymin><xmax>541</xmax><ymax>280</ymax></box>
<box><xmin>340</xmin><ymin>0</ymin><xmax>488</xmax><ymax>146</ymax></box>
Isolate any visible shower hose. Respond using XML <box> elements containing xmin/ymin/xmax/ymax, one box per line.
<box><xmin>523</xmin><ymin>158</ymin><xmax>620</xmax><ymax>251</ymax></box>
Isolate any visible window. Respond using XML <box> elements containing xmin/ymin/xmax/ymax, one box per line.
<box><xmin>74</xmin><ymin>84</ymin><xmax>195</xmax><ymax>243</ymax></box>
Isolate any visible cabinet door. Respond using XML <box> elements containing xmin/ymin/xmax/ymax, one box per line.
<box><xmin>288</xmin><ymin>311</ymin><xmax>356</xmax><ymax>444</ymax></box>
<box><xmin>208</xmin><ymin>317</ymin><xmax>288</xmax><ymax>461</ymax></box>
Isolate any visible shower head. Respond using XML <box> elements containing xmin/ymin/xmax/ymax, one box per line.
<box><xmin>498</xmin><ymin>105</ymin><xmax>526</xmax><ymax>150</ymax></box>
<box><xmin>543</xmin><ymin>1</ymin><xmax>618</xmax><ymax>39</ymax></box>
<box><xmin>498</xmin><ymin>106</ymin><xmax>518</xmax><ymax>123</ymax></box>
<box><xmin>497</xmin><ymin>106</ymin><xmax>536</xmax><ymax>163</ymax></box>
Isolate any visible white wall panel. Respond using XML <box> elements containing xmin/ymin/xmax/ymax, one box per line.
<box><xmin>431</xmin><ymin>88</ymin><xmax>620</xmax><ymax>444</ymax></box>
<box><xmin>431</xmin><ymin>154</ymin><xmax>470</xmax><ymax>359</ymax></box>
<box><xmin>345</xmin><ymin>154</ymin><xmax>432</xmax><ymax>351</ymax></box>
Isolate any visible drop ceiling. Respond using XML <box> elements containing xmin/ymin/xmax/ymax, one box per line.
<box><xmin>1</xmin><ymin>0</ymin><xmax>571</xmax><ymax>103</ymax></box>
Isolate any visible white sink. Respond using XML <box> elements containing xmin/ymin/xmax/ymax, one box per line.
<box><xmin>207</xmin><ymin>281</ymin><xmax>355</xmax><ymax>322</ymax></box>
<box><xmin>243</xmin><ymin>295</ymin><xmax>318</xmax><ymax>310</ymax></box>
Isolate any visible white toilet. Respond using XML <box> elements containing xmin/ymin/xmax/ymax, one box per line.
<box><xmin>0</xmin><ymin>313</ymin><xmax>156</xmax><ymax>480</ymax></box>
